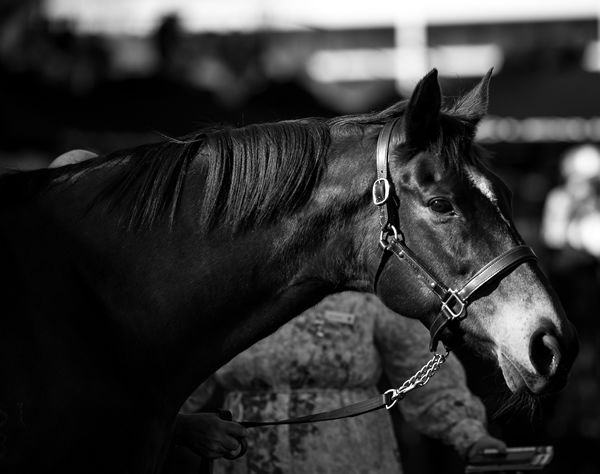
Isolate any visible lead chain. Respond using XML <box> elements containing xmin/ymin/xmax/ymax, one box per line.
<box><xmin>384</xmin><ymin>350</ymin><xmax>449</xmax><ymax>410</ymax></box>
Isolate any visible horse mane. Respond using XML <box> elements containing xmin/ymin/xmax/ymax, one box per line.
<box><xmin>192</xmin><ymin>120</ymin><xmax>331</xmax><ymax>233</ymax></box>
<box><xmin>77</xmin><ymin>120</ymin><xmax>332</xmax><ymax>232</ymax></box>
<box><xmin>3</xmin><ymin>96</ymin><xmax>486</xmax><ymax>233</ymax></box>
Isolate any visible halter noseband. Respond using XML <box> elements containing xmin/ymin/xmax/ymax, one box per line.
<box><xmin>372</xmin><ymin>118</ymin><xmax>538</xmax><ymax>352</ymax></box>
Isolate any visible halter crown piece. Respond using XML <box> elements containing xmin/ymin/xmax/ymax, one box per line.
<box><xmin>372</xmin><ymin>118</ymin><xmax>538</xmax><ymax>352</ymax></box>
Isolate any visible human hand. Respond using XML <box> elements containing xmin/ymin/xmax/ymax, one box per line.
<box><xmin>466</xmin><ymin>434</ymin><xmax>507</xmax><ymax>461</ymax></box>
<box><xmin>175</xmin><ymin>411</ymin><xmax>248</xmax><ymax>460</ymax></box>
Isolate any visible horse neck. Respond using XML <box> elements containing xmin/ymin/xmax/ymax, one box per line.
<box><xmin>160</xmin><ymin>216</ymin><xmax>357</xmax><ymax>403</ymax></box>
<box><xmin>0</xmin><ymin>150</ymin><xmax>372</xmax><ymax>408</ymax></box>
<box><xmin>48</xmin><ymin>197</ymin><xmax>351</xmax><ymax>401</ymax></box>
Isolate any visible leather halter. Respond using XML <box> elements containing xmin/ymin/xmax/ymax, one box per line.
<box><xmin>218</xmin><ymin>118</ymin><xmax>538</xmax><ymax>431</ymax></box>
<box><xmin>372</xmin><ymin>118</ymin><xmax>538</xmax><ymax>352</ymax></box>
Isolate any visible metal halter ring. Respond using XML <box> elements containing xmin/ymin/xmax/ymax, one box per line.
<box><xmin>379</xmin><ymin>224</ymin><xmax>398</xmax><ymax>250</ymax></box>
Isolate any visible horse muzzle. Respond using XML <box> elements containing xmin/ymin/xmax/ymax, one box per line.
<box><xmin>499</xmin><ymin>319</ymin><xmax>578</xmax><ymax>395</ymax></box>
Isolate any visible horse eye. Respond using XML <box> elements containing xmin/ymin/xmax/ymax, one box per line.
<box><xmin>429</xmin><ymin>198</ymin><xmax>454</xmax><ymax>214</ymax></box>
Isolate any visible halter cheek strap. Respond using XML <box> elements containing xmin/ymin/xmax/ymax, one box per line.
<box><xmin>372</xmin><ymin>119</ymin><xmax>539</xmax><ymax>352</ymax></box>
<box><xmin>373</xmin><ymin>118</ymin><xmax>403</xmax><ymax>241</ymax></box>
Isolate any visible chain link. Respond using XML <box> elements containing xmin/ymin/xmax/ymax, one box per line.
<box><xmin>384</xmin><ymin>349</ymin><xmax>450</xmax><ymax>409</ymax></box>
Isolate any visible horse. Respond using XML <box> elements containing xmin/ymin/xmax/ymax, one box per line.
<box><xmin>0</xmin><ymin>69</ymin><xmax>578</xmax><ymax>473</ymax></box>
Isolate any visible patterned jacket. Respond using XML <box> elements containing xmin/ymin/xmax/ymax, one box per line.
<box><xmin>182</xmin><ymin>292</ymin><xmax>489</xmax><ymax>474</ymax></box>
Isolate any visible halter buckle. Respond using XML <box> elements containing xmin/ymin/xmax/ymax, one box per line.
<box><xmin>372</xmin><ymin>178</ymin><xmax>391</xmax><ymax>206</ymax></box>
<box><xmin>441</xmin><ymin>289</ymin><xmax>466</xmax><ymax>321</ymax></box>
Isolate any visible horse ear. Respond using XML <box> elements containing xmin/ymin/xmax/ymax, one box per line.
<box><xmin>404</xmin><ymin>69</ymin><xmax>441</xmax><ymax>147</ymax></box>
<box><xmin>453</xmin><ymin>68</ymin><xmax>493</xmax><ymax>124</ymax></box>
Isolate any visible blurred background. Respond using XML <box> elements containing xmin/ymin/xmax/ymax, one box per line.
<box><xmin>1</xmin><ymin>0</ymin><xmax>599</xmax><ymax>472</ymax></box>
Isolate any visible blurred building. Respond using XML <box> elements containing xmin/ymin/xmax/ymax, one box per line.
<box><xmin>1</xmin><ymin>1</ymin><xmax>599</xmax><ymax>147</ymax></box>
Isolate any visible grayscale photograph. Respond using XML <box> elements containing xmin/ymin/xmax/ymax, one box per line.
<box><xmin>0</xmin><ymin>1</ymin><xmax>599</xmax><ymax>473</ymax></box>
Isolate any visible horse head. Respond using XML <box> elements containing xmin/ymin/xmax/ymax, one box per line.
<box><xmin>346</xmin><ymin>70</ymin><xmax>578</xmax><ymax>395</ymax></box>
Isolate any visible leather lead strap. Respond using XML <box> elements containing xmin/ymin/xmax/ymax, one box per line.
<box><xmin>240</xmin><ymin>394</ymin><xmax>390</xmax><ymax>428</ymax></box>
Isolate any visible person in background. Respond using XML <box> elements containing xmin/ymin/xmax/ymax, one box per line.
<box><xmin>541</xmin><ymin>144</ymin><xmax>600</xmax><ymax>262</ymax></box>
<box><xmin>179</xmin><ymin>292</ymin><xmax>505</xmax><ymax>474</ymax></box>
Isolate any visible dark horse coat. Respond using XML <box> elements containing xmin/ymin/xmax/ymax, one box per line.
<box><xmin>0</xmin><ymin>70</ymin><xmax>577</xmax><ymax>473</ymax></box>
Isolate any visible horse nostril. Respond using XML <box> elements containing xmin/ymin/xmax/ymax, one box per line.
<box><xmin>530</xmin><ymin>331</ymin><xmax>562</xmax><ymax>377</ymax></box>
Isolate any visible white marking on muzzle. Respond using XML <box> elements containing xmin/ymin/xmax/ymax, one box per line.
<box><xmin>484</xmin><ymin>279</ymin><xmax>558</xmax><ymax>392</ymax></box>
